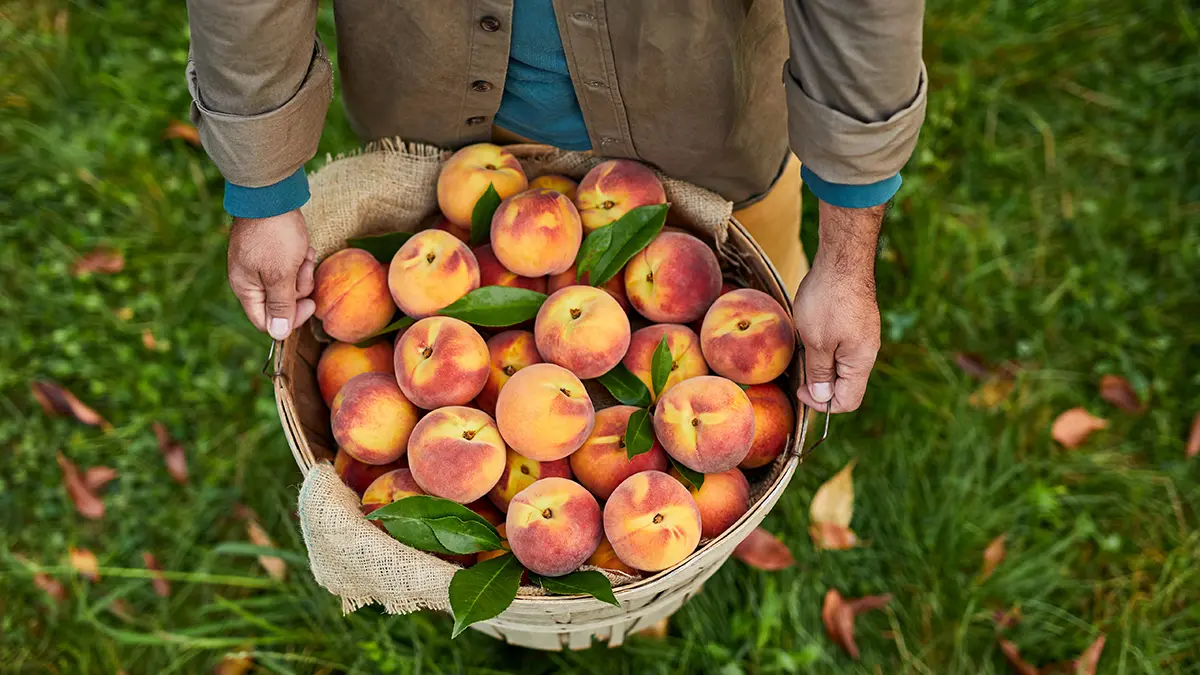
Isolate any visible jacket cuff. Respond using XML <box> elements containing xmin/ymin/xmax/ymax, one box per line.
<box><xmin>224</xmin><ymin>168</ymin><xmax>310</xmax><ymax>219</ymax></box>
<box><xmin>187</xmin><ymin>40</ymin><xmax>333</xmax><ymax>188</ymax></box>
<box><xmin>801</xmin><ymin>166</ymin><xmax>901</xmax><ymax>209</ymax></box>
<box><xmin>784</xmin><ymin>62</ymin><xmax>927</xmax><ymax>185</ymax></box>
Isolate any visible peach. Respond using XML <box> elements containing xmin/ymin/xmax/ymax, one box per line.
<box><xmin>653</xmin><ymin>376</ymin><xmax>755</xmax><ymax>473</ymax></box>
<box><xmin>534</xmin><ymin>286</ymin><xmax>631</xmax><ymax>379</ymax></box>
<box><xmin>407</xmin><ymin>406</ymin><xmax>506</xmax><ymax>503</ymax></box>
<box><xmin>495</xmin><ymin>363</ymin><xmax>595</xmax><ymax>461</ymax></box>
<box><xmin>335</xmin><ymin>451</ymin><xmax>407</xmax><ymax>497</ymax></box>
<box><xmin>689</xmin><ymin>282</ymin><xmax>739</xmax><ymax>333</ymax></box>
<box><xmin>432</xmin><ymin>213</ymin><xmax>471</xmax><ymax>244</ymax></box>
<box><xmin>331</xmin><ymin>373</ymin><xmax>420</xmax><ymax>465</ymax></box>
<box><xmin>490</xmin><ymin>188</ymin><xmax>582</xmax><ymax>277</ymax></box>
<box><xmin>313</xmin><ymin>248</ymin><xmax>395</xmax><ymax>343</ymax></box>
<box><xmin>575</xmin><ymin>159</ymin><xmax>667</xmax><ymax>234</ymax></box>
<box><xmin>388</xmin><ymin>229</ymin><xmax>480</xmax><ymax>318</ymax></box>
<box><xmin>603</xmin><ymin>471</ymin><xmax>701</xmax><ymax>572</ymax></box>
<box><xmin>488</xmin><ymin>447</ymin><xmax>573</xmax><ymax>512</ymax></box>
<box><xmin>570</xmin><ymin>405</ymin><xmax>669</xmax><ymax>500</ymax></box>
<box><xmin>528</xmin><ymin>174</ymin><xmax>578</xmax><ymax>201</ymax></box>
<box><xmin>625</xmin><ymin>231</ymin><xmax>722</xmax><ymax>323</ymax></box>
<box><xmin>473</xmin><ymin>244</ymin><xmax>547</xmax><ymax>293</ymax></box>
<box><xmin>394</xmin><ymin>317</ymin><xmax>489</xmax><ymax>409</ymax></box>
<box><xmin>437</xmin><ymin>143</ymin><xmax>529</xmax><ymax>227</ymax></box>
<box><xmin>740</xmin><ymin>383</ymin><xmax>795</xmax><ymax>469</ymax></box>
<box><xmin>317</xmin><ymin>341</ymin><xmax>395</xmax><ymax>406</ymax></box>
<box><xmin>700</xmin><ymin>289</ymin><xmax>796</xmax><ymax>385</ymax></box>
<box><xmin>361</xmin><ymin>468</ymin><xmax>424</xmax><ymax>515</ymax></box>
<box><xmin>474</xmin><ymin>330</ymin><xmax>542</xmax><ymax>416</ymax></box>
<box><xmin>668</xmin><ymin>467</ymin><xmax>750</xmax><ymax>539</ymax></box>
<box><xmin>546</xmin><ymin>263</ymin><xmax>631</xmax><ymax>312</ymax></box>
<box><xmin>622</xmin><ymin>324</ymin><xmax>708</xmax><ymax>402</ymax></box>
<box><xmin>586</xmin><ymin>536</ymin><xmax>639</xmax><ymax>575</ymax></box>
<box><xmin>467</xmin><ymin>499</ymin><xmax>506</xmax><ymax>527</ymax></box>
<box><xmin>476</xmin><ymin>523</ymin><xmax>511</xmax><ymax>564</ymax></box>
<box><xmin>506</xmin><ymin>477</ymin><xmax>602</xmax><ymax>576</ymax></box>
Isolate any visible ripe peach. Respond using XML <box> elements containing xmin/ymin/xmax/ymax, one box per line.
<box><xmin>407</xmin><ymin>406</ymin><xmax>506</xmax><ymax>503</ymax></box>
<box><xmin>473</xmin><ymin>244</ymin><xmax>547</xmax><ymax>293</ymax></box>
<box><xmin>331</xmin><ymin>373</ymin><xmax>420</xmax><ymax>465</ymax></box>
<box><xmin>700</xmin><ymin>289</ymin><xmax>796</xmax><ymax>385</ymax></box>
<box><xmin>603</xmin><ymin>471</ymin><xmax>701</xmax><ymax>572</ymax></box>
<box><xmin>534</xmin><ymin>286</ymin><xmax>631</xmax><ymax>379</ymax></box>
<box><xmin>432</xmin><ymin>213</ymin><xmax>471</xmax><ymax>244</ymax></box>
<box><xmin>388</xmin><ymin>229</ymin><xmax>480</xmax><ymax>318</ymax></box>
<box><xmin>490</xmin><ymin>188</ymin><xmax>582</xmax><ymax>277</ymax></box>
<box><xmin>741</xmin><ymin>383</ymin><xmax>795</xmax><ymax>469</ymax></box>
<box><xmin>474</xmin><ymin>330</ymin><xmax>543</xmax><ymax>416</ymax></box>
<box><xmin>653</xmin><ymin>376</ymin><xmax>755</xmax><ymax>473</ymax></box>
<box><xmin>570</xmin><ymin>405</ymin><xmax>669</xmax><ymax>500</ymax></box>
<box><xmin>317</xmin><ymin>341</ymin><xmax>395</xmax><ymax>406</ymax></box>
<box><xmin>625</xmin><ymin>231</ymin><xmax>722</xmax><ymax>323</ymax></box>
<box><xmin>575</xmin><ymin>159</ymin><xmax>666</xmax><ymax>234</ymax></box>
<box><xmin>361</xmin><ymin>468</ymin><xmax>424</xmax><ymax>515</ymax></box>
<box><xmin>668</xmin><ymin>467</ymin><xmax>750</xmax><ymax>539</ymax></box>
<box><xmin>546</xmin><ymin>263</ymin><xmax>631</xmax><ymax>312</ymax></box>
<box><xmin>313</xmin><ymin>248</ymin><xmax>395</xmax><ymax>343</ymax></box>
<box><xmin>437</xmin><ymin>143</ymin><xmax>528</xmax><ymax>227</ymax></box>
<box><xmin>495</xmin><ymin>363</ymin><xmax>595</xmax><ymax>461</ymax></box>
<box><xmin>394</xmin><ymin>317</ymin><xmax>489</xmax><ymax>409</ymax></box>
<box><xmin>335</xmin><ymin>451</ymin><xmax>407</xmax><ymax>497</ymax></box>
<box><xmin>467</xmin><ymin>499</ymin><xmax>506</xmax><ymax>527</ymax></box>
<box><xmin>488</xmin><ymin>447</ymin><xmax>573</xmax><ymax>512</ymax></box>
<box><xmin>528</xmin><ymin>174</ymin><xmax>578</xmax><ymax>201</ymax></box>
<box><xmin>586</xmin><ymin>536</ymin><xmax>639</xmax><ymax>575</ymax></box>
<box><xmin>622</xmin><ymin>324</ymin><xmax>708</xmax><ymax>402</ymax></box>
<box><xmin>476</xmin><ymin>523</ymin><xmax>511</xmax><ymax>564</ymax></box>
<box><xmin>689</xmin><ymin>282</ymin><xmax>739</xmax><ymax>333</ymax></box>
<box><xmin>506</xmin><ymin>477</ymin><xmax>602</xmax><ymax>576</ymax></box>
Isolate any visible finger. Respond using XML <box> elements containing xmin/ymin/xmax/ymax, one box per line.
<box><xmin>828</xmin><ymin>343</ymin><xmax>879</xmax><ymax>414</ymax></box>
<box><xmin>262</xmin><ymin>268</ymin><xmax>300</xmax><ymax>340</ymax></box>
<box><xmin>799</xmin><ymin>338</ymin><xmax>836</xmax><ymax>406</ymax></box>
<box><xmin>293</xmin><ymin>298</ymin><xmax>316</xmax><ymax>332</ymax></box>
<box><xmin>296</xmin><ymin>256</ymin><xmax>316</xmax><ymax>298</ymax></box>
<box><xmin>230</xmin><ymin>268</ymin><xmax>268</xmax><ymax>332</ymax></box>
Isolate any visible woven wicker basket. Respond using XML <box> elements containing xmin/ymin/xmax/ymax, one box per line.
<box><xmin>269</xmin><ymin>143</ymin><xmax>815</xmax><ymax>650</ymax></box>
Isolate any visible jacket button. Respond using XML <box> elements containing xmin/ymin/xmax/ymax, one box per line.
<box><xmin>471</xmin><ymin>80</ymin><xmax>493</xmax><ymax>93</ymax></box>
<box><xmin>466</xmin><ymin>116</ymin><xmax>488</xmax><ymax>126</ymax></box>
<box><xmin>480</xmin><ymin>16</ymin><xmax>501</xmax><ymax>32</ymax></box>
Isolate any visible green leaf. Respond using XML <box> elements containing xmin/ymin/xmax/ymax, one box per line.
<box><xmin>353</xmin><ymin>315</ymin><xmax>415</xmax><ymax>347</ymax></box>
<box><xmin>650</xmin><ymin>335</ymin><xmax>673</xmax><ymax>398</ymax></box>
<box><xmin>530</xmin><ymin>570</ymin><xmax>619</xmax><ymax>606</ymax></box>
<box><xmin>595</xmin><ymin>364</ymin><xmax>652</xmax><ymax>407</ymax></box>
<box><xmin>347</xmin><ymin>231</ymin><xmax>413</xmax><ymax>263</ymax></box>
<box><xmin>449</xmin><ymin>553</ymin><xmax>524</xmax><ymax>638</ymax></box>
<box><xmin>367</xmin><ymin>496</ymin><xmax>503</xmax><ymax>554</ymax></box>
<box><xmin>575</xmin><ymin>225</ymin><xmax>614</xmax><ymax>282</ymax></box>
<box><xmin>588</xmin><ymin>204</ymin><xmax>669</xmax><ymax>286</ymax></box>
<box><xmin>624</xmin><ymin>407</ymin><xmax>655</xmax><ymax>459</ymax></box>
<box><xmin>469</xmin><ymin>183</ymin><xmax>502</xmax><ymax>247</ymax></box>
<box><xmin>437</xmin><ymin>286</ymin><xmax>547</xmax><ymax>327</ymax></box>
<box><xmin>669</xmin><ymin>456</ymin><xmax>705</xmax><ymax>491</ymax></box>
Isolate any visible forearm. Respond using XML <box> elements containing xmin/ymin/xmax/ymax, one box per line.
<box><xmin>813</xmin><ymin>202</ymin><xmax>883</xmax><ymax>286</ymax></box>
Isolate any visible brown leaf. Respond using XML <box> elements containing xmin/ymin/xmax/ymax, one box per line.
<box><xmin>821</xmin><ymin>589</ymin><xmax>892</xmax><ymax>660</ymax></box>
<box><xmin>1051</xmin><ymin>408</ymin><xmax>1108</xmax><ymax>448</ymax></box>
<box><xmin>1186</xmin><ymin>413</ymin><xmax>1200</xmax><ymax>459</ymax></box>
<box><xmin>981</xmin><ymin>534</ymin><xmax>1007</xmax><ymax>579</ymax></box>
<box><xmin>83</xmin><ymin>466</ymin><xmax>119</xmax><ymax>491</ymax></box>
<box><xmin>108</xmin><ymin>598</ymin><xmax>134</xmax><ymax>623</ymax></box>
<box><xmin>57</xmin><ymin>453</ymin><xmax>105</xmax><ymax>520</ymax></box>
<box><xmin>246</xmin><ymin>521</ymin><xmax>287</xmax><ymax>581</ymax></box>
<box><xmin>993</xmin><ymin>606</ymin><xmax>1022</xmax><ymax>631</ymax></box>
<box><xmin>808</xmin><ymin>522</ymin><xmax>859</xmax><ymax>551</ymax></box>
<box><xmin>999</xmin><ymin>639</ymin><xmax>1039</xmax><ymax>675</ymax></box>
<box><xmin>163</xmin><ymin>120</ymin><xmax>201</xmax><ymax>147</ymax></box>
<box><xmin>1070</xmin><ymin>634</ymin><xmax>1105</xmax><ymax>675</ymax></box>
<box><xmin>969</xmin><ymin>378</ymin><xmax>1014</xmax><ymax>409</ymax></box>
<box><xmin>141</xmin><ymin>329</ymin><xmax>159</xmax><ymax>351</ymax></box>
<box><xmin>33</xmin><ymin>573</ymin><xmax>67</xmax><ymax>603</ymax></box>
<box><xmin>212</xmin><ymin>652</ymin><xmax>254</xmax><ymax>675</ymax></box>
<box><xmin>809</xmin><ymin>460</ymin><xmax>857</xmax><ymax>550</ymax></box>
<box><xmin>142</xmin><ymin>552</ymin><xmax>171</xmax><ymax>597</ymax></box>
<box><xmin>953</xmin><ymin>352</ymin><xmax>992</xmax><ymax>380</ymax></box>
<box><xmin>69</xmin><ymin>547</ymin><xmax>100</xmax><ymax>582</ymax></box>
<box><xmin>71</xmin><ymin>247</ymin><xmax>125</xmax><ymax>276</ymax></box>
<box><xmin>1099</xmin><ymin>375</ymin><xmax>1141</xmax><ymax>412</ymax></box>
<box><xmin>32</xmin><ymin>381</ymin><xmax>112</xmax><ymax>429</ymax></box>
<box><xmin>733</xmin><ymin>527</ymin><xmax>795</xmax><ymax>570</ymax></box>
<box><xmin>152</xmin><ymin>422</ymin><xmax>188</xmax><ymax>485</ymax></box>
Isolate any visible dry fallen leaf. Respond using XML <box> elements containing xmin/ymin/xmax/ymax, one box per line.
<box><xmin>953</xmin><ymin>352</ymin><xmax>992</xmax><ymax>380</ymax></box>
<box><xmin>32</xmin><ymin>381</ymin><xmax>112</xmax><ymax>429</ymax></box>
<box><xmin>1186</xmin><ymin>413</ymin><xmax>1200</xmax><ymax>459</ymax></box>
<box><xmin>821</xmin><ymin>589</ymin><xmax>892</xmax><ymax>660</ymax></box>
<box><xmin>213</xmin><ymin>652</ymin><xmax>254</xmax><ymax>675</ymax></box>
<box><xmin>34</xmin><ymin>572</ymin><xmax>67</xmax><ymax>603</ymax></box>
<box><xmin>981</xmin><ymin>534</ymin><xmax>1007</xmax><ymax>580</ymax></box>
<box><xmin>809</xmin><ymin>460</ymin><xmax>857</xmax><ymax>550</ymax></box>
<box><xmin>998</xmin><ymin>639</ymin><xmax>1039</xmax><ymax>675</ymax></box>
<box><xmin>108</xmin><ymin>598</ymin><xmax>134</xmax><ymax>623</ymax></box>
<box><xmin>57</xmin><ymin>453</ymin><xmax>106</xmax><ymax>520</ymax></box>
<box><xmin>71</xmin><ymin>247</ymin><xmax>125</xmax><ymax>276</ymax></box>
<box><xmin>809</xmin><ymin>522</ymin><xmax>858</xmax><ymax>550</ymax></box>
<box><xmin>142</xmin><ymin>552</ymin><xmax>171</xmax><ymax>597</ymax></box>
<box><xmin>69</xmin><ymin>547</ymin><xmax>100</xmax><ymax>582</ymax></box>
<box><xmin>969</xmin><ymin>378</ymin><xmax>1014</xmax><ymax>409</ymax></box>
<box><xmin>152</xmin><ymin>422</ymin><xmax>188</xmax><ymax>485</ymax></box>
<box><xmin>732</xmin><ymin>527</ymin><xmax>795</xmax><ymax>570</ymax></box>
<box><xmin>83</xmin><ymin>466</ymin><xmax>119</xmax><ymax>491</ymax></box>
<box><xmin>141</xmin><ymin>329</ymin><xmax>159</xmax><ymax>351</ymax></box>
<box><xmin>993</xmin><ymin>606</ymin><xmax>1022</xmax><ymax>631</ymax></box>
<box><xmin>1050</xmin><ymin>408</ymin><xmax>1108</xmax><ymax>448</ymax></box>
<box><xmin>1070</xmin><ymin>634</ymin><xmax>1106</xmax><ymax>675</ymax></box>
<box><xmin>162</xmin><ymin>120</ymin><xmax>201</xmax><ymax>147</ymax></box>
<box><xmin>246</xmin><ymin>521</ymin><xmax>287</xmax><ymax>582</ymax></box>
<box><xmin>1099</xmin><ymin>375</ymin><xmax>1142</xmax><ymax>413</ymax></box>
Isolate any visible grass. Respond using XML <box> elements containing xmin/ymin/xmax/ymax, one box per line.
<box><xmin>1</xmin><ymin>0</ymin><xmax>1197</xmax><ymax>672</ymax></box>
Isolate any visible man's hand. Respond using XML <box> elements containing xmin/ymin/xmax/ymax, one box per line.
<box><xmin>228</xmin><ymin>210</ymin><xmax>317</xmax><ymax>340</ymax></box>
<box><xmin>793</xmin><ymin>202</ymin><xmax>883</xmax><ymax>413</ymax></box>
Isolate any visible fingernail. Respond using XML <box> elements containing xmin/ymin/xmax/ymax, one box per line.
<box><xmin>810</xmin><ymin>382</ymin><xmax>833</xmax><ymax>402</ymax></box>
<box><xmin>268</xmin><ymin>317</ymin><xmax>290</xmax><ymax>340</ymax></box>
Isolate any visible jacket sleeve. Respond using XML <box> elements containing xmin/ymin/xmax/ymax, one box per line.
<box><xmin>185</xmin><ymin>0</ymin><xmax>333</xmax><ymax>189</ymax></box>
<box><xmin>783</xmin><ymin>0</ymin><xmax>927</xmax><ymax>186</ymax></box>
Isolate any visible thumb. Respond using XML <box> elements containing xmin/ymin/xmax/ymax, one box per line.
<box><xmin>803</xmin><ymin>342</ymin><xmax>836</xmax><ymax>404</ymax></box>
<box><xmin>262</xmin><ymin>269</ymin><xmax>300</xmax><ymax>340</ymax></box>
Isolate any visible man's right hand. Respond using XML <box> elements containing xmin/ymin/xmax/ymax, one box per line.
<box><xmin>228</xmin><ymin>210</ymin><xmax>317</xmax><ymax>340</ymax></box>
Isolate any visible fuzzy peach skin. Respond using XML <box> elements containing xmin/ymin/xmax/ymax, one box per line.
<box><xmin>603</xmin><ymin>470</ymin><xmax>701</xmax><ymax>572</ymax></box>
<box><xmin>474</xmin><ymin>330</ymin><xmax>542</xmax><ymax>416</ymax></box>
<box><xmin>317</xmin><ymin>341</ymin><xmax>395</xmax><ymax>406</ymax></box>
<box><xmin>689</xmin><ymin>282</ymin><xmax>739</xmax><ymax>333</ymax></box>
<box><xmin>700</xmin><ymin>288</ymin><xmax>796</xmax><ymax>385</ymax></box>
<box><xmin>473</xmin><ymin>244</ymin><xmax>548</xmax><ymax>293</ymax></box>
<box><xmin>506</xmin><ymin>477</ymin><xmax>602</xmax><ymax>576</ymax></box>
<box><xmin>495</xmin><ymin>363</ymin><xmax>595</xmax><ymax>461</ymax></box>
<box><xmin>570</xmin><ymin>405</ymin><xmax>669</xmax><ymax>501</ymax></box>
<box><xmin>331</xmin><ymin>373</ymin><xmax>420</xmax><ymax>465</ymax></box>
<box><xmin>488</xmin><ymin>447</ymin><xmax>573</xmax><ymax>511</ymax></box>
<box><xmin>528</xmin><ymin>174</ymin><xmax>578</xmax><ymax>201</ymax></box>
<box><xmin>335</xmin><ymin>451</ymin><xmax>407</xmax><ymax>497</ymax></box>
<box><xmin>489</xmin><ymin>188</ymin><xmax>582</xmax><ymax>277</ymax></box>
<box><xmin>312</xmin><ymin>248</ymin><xmax>396</xmax><ymax>343</ymax></box>
<box><xmin>669</xmin><ymin>467</ymin><xmax>750</xmax><ymax>539</ymax></box>
<box><xmin>546</xmin><ymin>263</ymin><xmax>631</xmax><ymax>312</ymax></box>
<box><xmin>407</xmin><ymin>406</ymin><xmax>506</xmax><ymax>503</ymax></box>
<box><xmin>467</xmin><ymin>498</ymin><xmax>506</xmax><ymax>527</ymax></box>
<box><xmin>653</xmin><ymin>376</ymin><xmax>755</xmax><ymax>473</ymax></box>
<box><xmin>436</xmin><ymin>143</ymin><xmax>529</xmax><ymax>226</ymax></box>
<box><xmin>741</xmin><ymin>383</ymin><xmax>795</xmax><ymax>469</ymax></box>
<box><xmin>575</xmin><ymin>159</ymin><xmax>667</xmax><ymax>234</ymax></box>
<box><xmin>624</xmin><ymin>231</ymin><xmax>722</xmax><ymax>323</ymax></box>
<box><xmin>360</xmin><ymin>468</ymin><xmax>425</xmax><ymax>515</ymax></box>
<box><xmin>388</xmin><ymin>229</ymin><xmax>480</xmax><ymax>318</ymax></box>
<box><xmin>394</xmin><ymin>317</ymin><xmax>490</xmax><ymax>409</ymax></box>
<box><xmin>432</xmin><ymin>213</ymin><xmax>471</xmax><ymax>243</ymax></box>
<box><xmin>622</xmin><ymin>324</ymin><xmax>708</xmax><ymax>403</ymax></box>
<box><xmin>534</xmin><ymin>286</ymin><xmax>631</xmax><ymax>379</ymax></box>
<box><xmin>586</xmin><ymin>535</ymin><xmax>639</xmax><ymax>575</ymax></box>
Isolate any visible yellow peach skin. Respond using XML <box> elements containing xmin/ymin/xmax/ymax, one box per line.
<box><xmin>622</xmin><ymin>324</ymin><xmax>708</xmax><ymax>403</ymax></box>
<box><xmin>388</xmin><ymin>229</ymin><xmax>481</xmax><ymax>318</ymax></box>
<box><xmin>575</xmin><ymin>159</ymin><xmax>666</xmax><ymax>234</ymax></box>
<box><xmin>653</xmin><ymin>376</ymin><xmax>755</xmax><ymax>473</ymax></box>
<box><xmin>603</xmin><ymin>470</ymin><xmax>701</xmax><ymax>572</ymax></box>
<box><xmin>570</xmin><ymin>405</ymin><xmax>669</xmax><ymax>501</ymax></box>
<box><xmin>488</xmin><ymin>447</ymin><xmax>573</xmax><ymax>512</ymax></box>
<box><xmin>335</xmin><ymin>451</ymin><xmax>407</xmax><ymax>497</ymax></box>
<box><xmin>473</xmin><ymin>243</ymin><xmax>547</xmax><ymax>294</ymax></box>
<box><xmin>490</xmin><ymin>188</ymin><xmax>582</xmax><ymax>277</ymax></box>
<box><xmin>394</xmin><ymin>317</ymin><xmax>490</xmax><ymax>409</ymax></box>
<box><xmin>313</xmin><ymin>248</ymin><xmax>396</xmax><ymax>343</ymax></box>
<box><xmin>669</xmin><ymin>467</ymin><xmax>750</xmax><ymax>539</ymax></box>
<box><xmin>625</xmin><ymin>231</ymin><xmax>722</xmax><ymax>323</ymax></box>
<box><xmin>528</xmin><ymin>174</ymin><xmax>578</xmax><ymax>201</ymax></box>
<box><xmin>361</xmin><ymin>468</ymin><xmax>425</xmax><ymax>515</ymax></box>
<box><xmin>700</xmin><ymin>288</ymin><xmax>796</xmax><ymax>385</ymax></box>
<box><xmin>432</xmin><ymin>213</ymin><xmax>471</xmax><ymax>244</ymax></box>
<box><xmin>317</xmin><ymin>340</ymin><xmax>395</xmax><ymax>406</ymax></box>
<box><xmin>546</xmin><ymin>263</ymin><xmax>632</xmax><ymax>312</ymax></box>
<box><xmin>506</xmin><ymin>477</ymin><xmax>602</xmax><ymax>576</ymax></box>
<box><xmin>534</xmin><ymin>286</ymin><xmax>631</xmax><ymax>379</ymax></box>
<box><xmin>495</xmin><ymin>363</ymin><xmax>595</xmax><ymax>461</ymax></box>
<box><xmin>407</xmin><ymin>406</ymin><xmax>507</xmax><ymax>504</ymax></box>
<box><xmin>740</xmin><ymin>383</ymin><xmax>795</xmax><ymax>469</ymax></box>
<box><xmin>331</xmin><ymin>373</ymin><xmax>420</xmax><ymax>465</ymax></box>
<box><xmin>474</xmin><ymin>330</ymin><xmax>543</xmax><ymax>416</ymax></box>
<box><xmin>437</xmin><ymin>143</ymin><xmax>528</xmax><ymax>227</ymax></box>
<box><xmin>586</xmin><ymin>536</ymin><xmax>639</xmax><ymax>575</ymax></box>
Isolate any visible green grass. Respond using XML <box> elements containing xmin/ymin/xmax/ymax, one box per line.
<box><xmin>2</xmin><ymin>0</ymin><xmax>1197</xmax><ymax>672</ymax></box>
